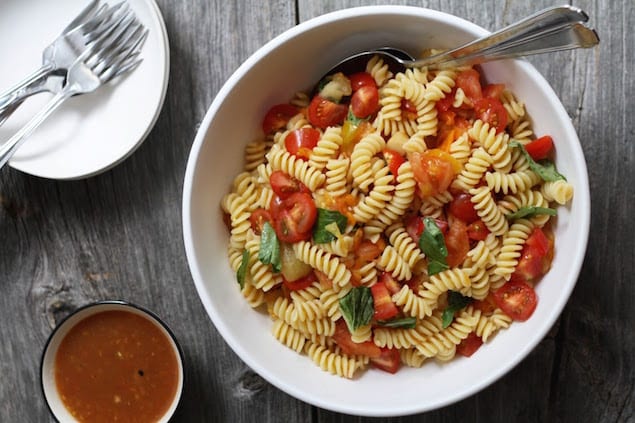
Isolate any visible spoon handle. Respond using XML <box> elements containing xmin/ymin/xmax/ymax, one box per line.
<box><xmin>410</xmin><ymin>5</ymin><xmax>599</xmax><ymax>68</ymax></box>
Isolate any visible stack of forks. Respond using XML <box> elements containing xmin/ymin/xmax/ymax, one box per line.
<box><xmin>0</xmin><ymin>0</ymin><xmax>147</xmax><ymax>168</ymax></box>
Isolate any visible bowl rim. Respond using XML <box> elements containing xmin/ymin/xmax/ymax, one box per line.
<box><xmin>182</xmin><ymin>4</ymin><xmax>590</xmax><ymax>416</ymax></box>
<box><xmin>40</xmin><ymin>300</ymin><xmax>185</xmax><ymax>422</ymax></box>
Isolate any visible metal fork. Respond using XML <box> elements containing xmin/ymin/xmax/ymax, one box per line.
<box><xmin>0</xmin><ymin>0</ymin><xmax>106</xmax><ymax>126</ymax></box>
<box><xmin>0</xmin><ymin>3</ymin><xmax>147</xmax><ymax>169</ymax></box>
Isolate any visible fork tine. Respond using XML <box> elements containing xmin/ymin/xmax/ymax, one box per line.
<box><xmin>86</xmin><ymin>14</ymin><xmax>143</xmax><ymax>71</ymax></box>
<box><xmin>83</xmin><ymin>3</ymin><xmax>130</xmax><ymax>44</ymax></box>
<box><xmin>62</xmin><ymin>0</ymin><xmax>102</xmax><ymax>33</ymax></box>
<box><xmin>94</xmin><ymin>23</ymin><xmax>146</xmax><ymax>72</ymax></box>
<box><xmin>79</xmin><ymin>5</ymin><xmax>123</xmax><ymax>45</ymax></box>
<box><xmin>98</xmin><ymin>29</ymin><xmax>148</xmax><ymax>81</ymax></box>
<box><xmin>88</xmin><ymin>7</ymin><xmax>136</xmax><ymax>54</ymax></box>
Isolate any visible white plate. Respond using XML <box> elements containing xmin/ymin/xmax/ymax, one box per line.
<box><xmin>0</xmin><ymin>0</ymin><xmax>169</xmax><ymax>179</ymax></box>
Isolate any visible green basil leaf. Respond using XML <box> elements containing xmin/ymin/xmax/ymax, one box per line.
<box><xmin>510</xmin><ymin>140</ymin><xmax>566</xmax><ymax>182</ymax></box>
<box><xmin>441</xmin><ymin>291</ymin><xmax>473</xmax><ymax>328</ymax></box>
<box><xmin>259</xmin><ymin>222</ymin><xmax>281</xmax><ymax>273</ymax></box>
<box><xmin>419</xmin><ymin>217</ymin><xmax>448</xmax><ymax>276</ymax></box>
<box><xmin>376</xmin><ymin>317</ymin><xmax>417</xmax><ymax>329</ymax></box>
<box><xmin>339</xmin><ymin>286</ymin><xmax>374</xmax><ymax>332</ymax></box>
<box><xmin>236</xmin><ymin>250</ymin><xmax>250</xmax><ymax>289</ymax></box>
<box><xmin>506</xmin><ymin>206</ymin><xmax>557</xmax><ymax>220</ymax></box>
<box><xmin>428</xmin><ymin>259</ymin><xmax>450</xmax><ymax>276</ymax></box>
<box><xmin>313</xmin><ymin>208</ymin><xmax>348</xmax><ymax>244</ymax></box>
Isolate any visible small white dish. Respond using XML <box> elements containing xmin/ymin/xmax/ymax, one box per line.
<box><xmin>40</xmin><ymin>301</ymin><xmax>184</xmax><ymax>423</ymax></box>
<box><xmin>0</xmin><ymin>0</ymin><xmax>169</xmax><ymax>179</ymax></box>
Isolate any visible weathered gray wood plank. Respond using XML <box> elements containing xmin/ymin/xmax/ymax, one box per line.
<box><xmin>0</xmin><ymin>0</ymin><xmax>632</xmax><ymax>422</ymax></box>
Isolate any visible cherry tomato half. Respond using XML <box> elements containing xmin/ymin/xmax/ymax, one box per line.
<box><xmin>474</xmin><ymin>97</ymin><xmax>508</xmax><ymax>133</ymax></box>
<box><xmin>493</xmin><ymin>280</ymin><xmax>538</xmax><ymax>321</ymax></box>
<box><xmin>307</xmin><ymin>95</ymin><xmax>348</xmax><ymax>129</ymax></box>
<box><xmin>524</xmin><ymin>135</ymin><xmax>554</xmax><ymax>161</ymax></box>
<box><xmin>272</xmin><ymin>192</ymin><xmax>317</xmax><ymax>243</ymax></box>
<box><xmin>456</xmin><ymin>333</ymin><xmax>483</xmax><ymax>357</ymax></box>
<box><xmin>467</xmin><ymin>219</ymin><xmax>490</xmax><ymax>241</ymax></box>
<box><xmin>511</xmin><ymin>228</ymin><xmax>553</xmax><ymax>283</ymax></box>
<box><xmin>285</xmin><ymin>127</ymin><xmax>321</xmax><ymax>160</ymax></box>
<box><xmin>348</xmin><ymin>72</ymin><xmax>377</xmax><ymax>91</ymax></box>
<box><xmin>410</xmin><ymin>149</ymin><xmax>460</xmax><ymax>198</ymax></box>
<box><xmin>269</xmin><ymin>170</ymin><xmax>309</xmax><ymax>199</ymax></box>
<box><xmin>456</xmin><ymin>69</ymin><xmax>483</xmax><ymax>104</ymax></box>
<box><xmin>351</xmin><ymin>85</ymin><xmax>379</xmax><ymax>118</ymax></box>
<box><xmin>249</xmin><ymin>208</ymin><xmax>272</xmax><ymax>235</ymax></box>
<box><xmin>262</xmin><ymin>104</ymin><xmax>298</xmax><ymax>135</ymax></box>
<box><xmin>448</xmin><ymin>192</ymin><xmax>479</xmax><ymax>224</ymax></box>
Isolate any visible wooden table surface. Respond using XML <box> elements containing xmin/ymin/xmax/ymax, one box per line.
<box><xmin>1</xmin><ymin>1</ymin><xmax>632</xmax><ymax>422</ymax></box>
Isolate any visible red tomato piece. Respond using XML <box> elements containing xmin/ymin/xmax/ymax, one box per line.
<box><xmin>493</xmin><ymin>280</ymin><xmax>538</xmax><ymax>321</ymax></box>
<box><xmin>511</xmin><ymin>228</ymin><xmax>553</xmax><ymax>283</ymax></box>
<box><xmin>445</xmin><ymin>218</ymin><xmax>470</xmax><ymax>268</ymax></box>
<box><xmin>370</xmin><ymin>347</ymin><xmax>400</xmax><ymax>374</ymax></box>
<box><xmin>456</xmin><ymin>333</ymin><xmax>483</xmax><ymax>357</ymax></box>
<box><xmin>284</xmin><ymin>128</ymin><xmax>321</xmax><ymax>160</ymax></box>
<box><xmin>526</xmin><ymin>227</ymin><xmax>551</xmax><ymax>255</ymax></box>
<box><xmin>332</xmin><ymin>321</ymin><xmax>381</xmax><ymax>358</ymax></box>
<box><xmin>436</xmin><ymin>88</ymin><xmax>457</xmax><ymax>113</ymax></box>
<box><xmin>282</xmin><ymin>272</ymin><xmax>316</xmax><ymax>290</ymax></box>
<box><xmin>434</xmin><ymin>218</ymin><xmax>449</xmax><ymax>235</ymax></box>
<box><xmin>272</xmin><ymin>192</ymin><xmax>317</xmax><ymax>243</ymax></box>
<box><xmin>401</xmin><ymin>99</ymin><xmax>418</xmax><ymax>120</ymax></box>
<box><xmin>466</xmin><ymin>219</ymin><xmax>490</xmax><ymax>241</ymax></box>
<box><xmin>510</xmin><ymin>246</ymin><xmax>545</xmax><ymax>283</ymax></box>
<box><xmin>405</xmin><ymin>215</ymin><xmax>424</xmax><ymax>244</ymax></box>
<box><xmin>406</xmin><ymin>215</ymin><xmax>448</xmax><ymax>241</ymax></box>
<box><xmin>472</xmin><ymin>292</ymin><xmax>498</xmax><ymax>315</ymax></box>
<box><xmin>262</xmin><ymin>104</ymin><xmax>298</xmax><ymax>135</ymax></box>
<box><xmin>524</xmin><ymin>135</ymin><xmax>554</xmax><ymax>161</ymax></box>
<box><xmin>307</xmin><ymin>95</ymin><xmax>348</xmax><ymax>129</ymax></box>
<box><xmin>482</xmin><ymin>83</ymin><xmax>505</xmax><ymax>99</ymax></box>
<box><xmin>356</xmin><ymin>240</ymin><xmax>383</xmax><ymax>262</ymax></box>
<box><xmin>383</xmin><ymin>149</ymin><xmax>406</xmax><ymax>179</ymax></box>
<box><xmin>348</xmin><ymin>72</ymin><xmax>377</xmax><ymax>91</ymax></box>
<box><xmin>370</xmin><ymin>282</ymin><xmax>399</xmax><ymax>321</ymax></box>
<box><xmin>410</xmin><ymin>149</ymin><xmax>460</xmax><ymax>198</ymax></box>
<box><xmin>456</xmin><ymin>69</ymin><xmax>483</xmax><ymax>104</ymax></box>
<box><xmin>249</xmin><ymin>208</ymin><xmax>272</xmax><ymax>235</ymax></box>
<box><xmin>351</xmin><ymin>85</ymin><xmax>379</xmax><ymax>118</ymax></box>
<box><xmin>448</xmin><ymin>192</ymin><xmax>479</xmax><ymax>223</ymax></box>
<box><xmin>269</xmin><ymin>171</ymin><xmax>309</xmax><ymax>199</ymax></box>
<box><xmin>474</xmin><ymin>97</ymin><xmax>508</xmax><ymax>133</ymax></box>
<box><xmin>378</xmin><ymin>271</ymin><xmax>402</xmax><ymax>295</ymax></box>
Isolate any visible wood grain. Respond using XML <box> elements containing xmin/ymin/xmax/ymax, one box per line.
<box><xmin>0</xmin><ymin>1</ymin><xmax>632</xmax><ymax>422</ymax></box>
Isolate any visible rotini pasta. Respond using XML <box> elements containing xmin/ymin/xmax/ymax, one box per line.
<box><xmin>221</xmin><ymin>55</ymin><xmax>573</xmax><ymax>378</ymax></box>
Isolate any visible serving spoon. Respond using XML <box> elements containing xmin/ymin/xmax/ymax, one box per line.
<box><xmin>323</xmin><ymin>5</ymin><xmax>599</xmax><ymax>77</ymax></box>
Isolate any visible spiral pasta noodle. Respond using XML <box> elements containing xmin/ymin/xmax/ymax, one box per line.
<box><xmin>221</xmin><ymin>55</ymin><xmax>574</xmax><ymax>378</ymax></box>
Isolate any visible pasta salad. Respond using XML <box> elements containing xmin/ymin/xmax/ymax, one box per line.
<box><xmin>221</xmin><ymin>54</ymin><xmax>573</xmax><ymax>378</ymax></box>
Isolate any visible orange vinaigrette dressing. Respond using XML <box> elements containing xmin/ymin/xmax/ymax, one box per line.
<box><xmin>54</xmin><ymin>310</ymin><xmax>179</xmax><ymax>423</ymax></box>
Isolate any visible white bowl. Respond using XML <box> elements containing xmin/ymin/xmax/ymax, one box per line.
<box><xmin>41</xmin><ymin>301</ymin><xmax>184</xmax><ymax>422</ymax></box>
<box><xmin>182</xmin><ymin>5</ymin><xmax>590</xmax><ymax>417</ymax></box>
